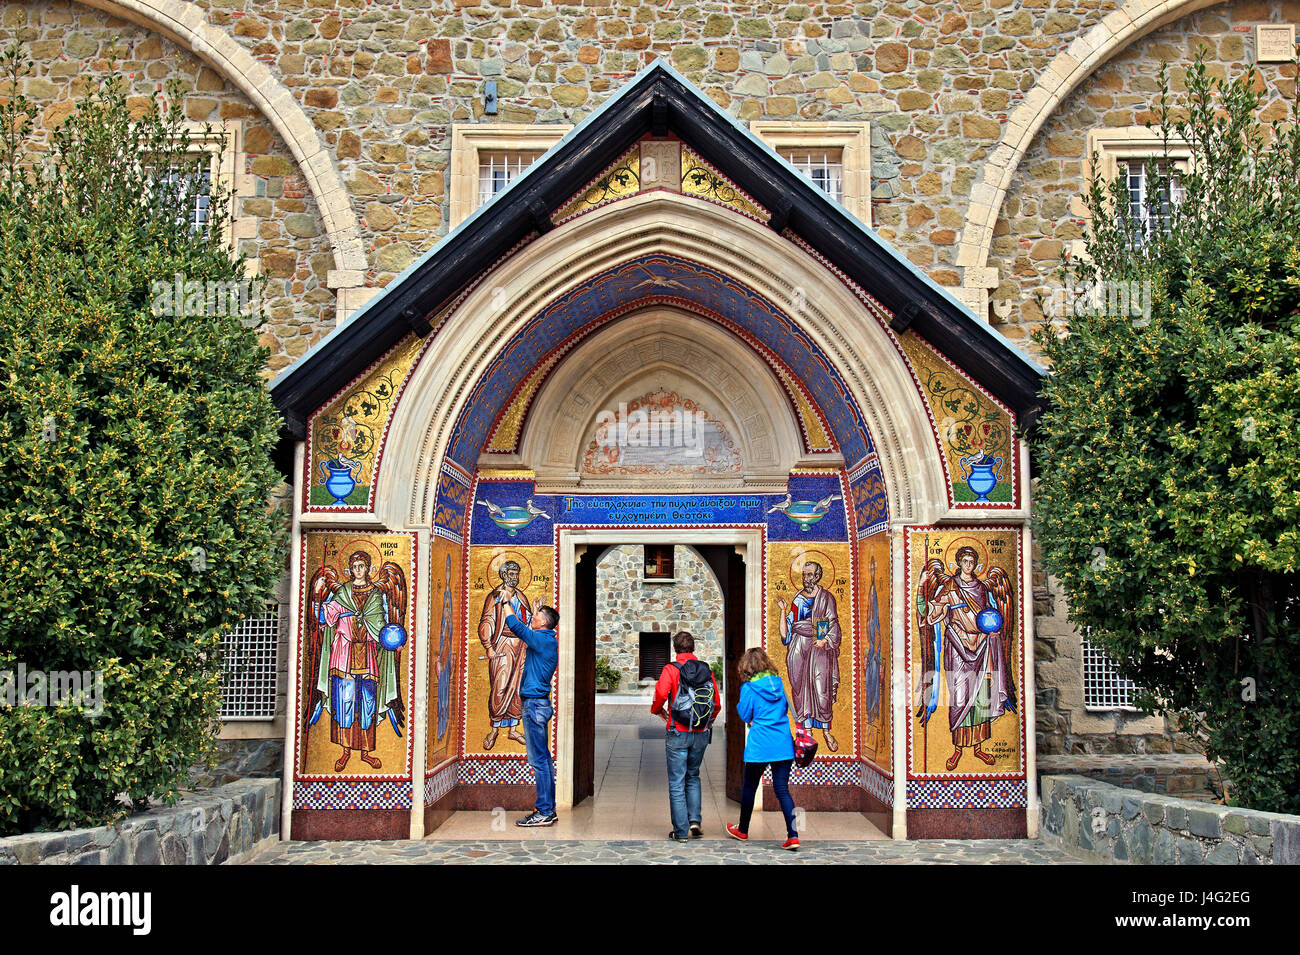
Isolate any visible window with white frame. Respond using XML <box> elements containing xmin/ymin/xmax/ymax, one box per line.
<box><xmin>1073</xmin><ymin>128</ymin><xmax>1191</xmax><ymax>253</ymax></box>
<box><xmin>450</xmin><ymin>124</ymin><xmax>572</xmax><ymax>227</ymax></box>
<box><xmin>1082</xmin><ymin>628</ymin><xmax>1140</xmax><ymax>712</ymax></box>
<box><xmin>477</xmin><ymin>149</ymin><xmax>547</xmax><ymax>207</ymax></box>
<box><xmin>1122</xmin><ymin>158</ymin><xmax>1184</xmax><ymax>242</ymax></box>
<box><xmin>148</xmin><ymin>121</ymin><xmax>256</xmax><ymax>252</ymax></box>
<box><xmin>221</xmin><ymin>604</ymin><xmax>281</xmax><ymax>720</ymax></box>
<box><xmin>781</xmin><ymin>148</ymin><xmax>844</xmax><ymax>204</ymax></box>
<box><xmin>750</xmin><ymin>122</ymin><xmax>871</xmax><ymax>225</ymax></box>
<box><xmin>154</xmin><ymin>165</ymin><xmax>213</xmax><ymax>232</ymax></box>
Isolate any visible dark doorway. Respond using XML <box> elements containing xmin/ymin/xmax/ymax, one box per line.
<box><xmin>571</xmin><ymin>542</ymin><xmax>746</xmax><ymax>806</ymax></box>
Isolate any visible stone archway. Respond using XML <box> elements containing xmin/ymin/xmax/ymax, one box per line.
<box><xmin>377</xmin><ymin>190</ymin><xmax>948</xmax><ymax>531</ymax></box>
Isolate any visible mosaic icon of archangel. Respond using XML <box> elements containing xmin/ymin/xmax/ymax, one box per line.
<box><xmin>915</xmin><ymin>543</ymin><xmax>1016</xmax><ymax>772</ymax></box>
<box><xmin>304</xmin><ymin>548</ymin><xmax>408</xmax><ymax>772</ymax></box>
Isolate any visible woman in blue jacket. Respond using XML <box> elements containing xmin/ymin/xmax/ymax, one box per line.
<box><xmin>727</xmin><ymin>647</ymin><xmax>800</xmax><ymax>849</ymax></box>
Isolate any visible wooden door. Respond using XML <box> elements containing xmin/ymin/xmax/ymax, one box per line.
<box><xmin>698</xmin><ymin>545</ymin><xmax>746</xmax><ymax>803</ymax></box>
<box><xmin>571</xmin><ymin>547</ymin><xmax>599</xmax><ymax>806</ymax></box>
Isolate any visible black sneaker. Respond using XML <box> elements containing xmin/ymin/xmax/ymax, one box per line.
<box><xmin>516</xmin><ymin>811</ymin><xmax>557</xmax><ymax>828</ymax></box>
<box><xmin>689</xmin><ymin>823</ymin><xmax>703</xmax><ymax>839</ymax></box>
<box><xmin>669</xmin><ymin>831</ymin><xmax>690</xmax><ymax>843</ymax></box>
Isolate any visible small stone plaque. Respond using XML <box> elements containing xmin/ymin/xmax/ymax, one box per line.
<box><xmin>640</xmin><ymin>141</ymin><xmax>681</xmax><ymax>192</ymax></box>
<box><xmin>1256</xmin><ymin>24</ymin><xmax>1296</xmax><ymax>63</ymax></box>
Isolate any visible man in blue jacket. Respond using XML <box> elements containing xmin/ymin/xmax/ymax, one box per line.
<box><xmin>504</xmin><ymin>605</ymin><xmax>561</xmax><ymax>827</ymax></box>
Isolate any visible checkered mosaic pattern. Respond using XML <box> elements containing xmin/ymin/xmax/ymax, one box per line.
<box><xmin>424</xmin><ymin>764</ymin><xmax>457</xmax><ymax>805</ymax></box>
<box><xmin>861</xmin><ymin>764</ymin><xmax>893</xmax><ymax>807</ymax></box>
<box><xmin>293</xmin><ymin>780</ymin><xmax>413</xmax><ymax>811</ymax></box>
<box><xmin>763</xmin><ymin>760</ymin><xmax>861</xmax><ymax>786</ymax></box>
<box><xmin>906</xmin><ymin>778</ymin><xmax>1027</xmax><ymax>810</ymax></box>
<box><xmin>456</xmin><ymin>757</ymin><xmax>541</xmax><ymax>786</ymax></box>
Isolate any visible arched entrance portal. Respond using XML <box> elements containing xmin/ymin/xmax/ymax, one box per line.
<box><xmin>273</xmin><ymin>62</ymin><xmax>1041</xmax><ymax>843</ymax></box>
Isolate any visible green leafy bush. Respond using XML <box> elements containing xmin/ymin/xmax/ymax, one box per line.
<box><xmin>0</xmin><ymin>48</ymin><xmax>282</xmax><ymax>833</ymax></box>
<box><xmin>595</xmin><ymin>656</ymin><xmax>621</xmax><ymax>692</ymax></box>
<box><xmin>1033</xmin><ymin>56</ymin><xmax>1300</xmax><ymax>812</ymax></box>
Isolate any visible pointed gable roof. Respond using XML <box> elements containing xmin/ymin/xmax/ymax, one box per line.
<box><xmin>270</xmin><ymin>60</ymin><xmax>1042</xmax><ymax>465</ymax></box>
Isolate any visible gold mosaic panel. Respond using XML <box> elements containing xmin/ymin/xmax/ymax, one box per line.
<box><xmin>299</xmin><ymin>531</ymin><xmax>415</xmax><ymax>777</ymax></box>
<box><xmin>308</xmin><ymin>334</ymin><xmax>424</xmax><ymax>509</ymax></box>
<box><xmin>896</xmin><ymin>331</ymin><xmax>1016</xmax><ymax>506</ymax></box>
<box><xmin>766</xmin><ymin>540</ymin><xmax>855</xmax><ymax>753</ymax></box>
<box><xmin>680</xmin><ymin>147</ymin><xmax>768</xmax><ymax>221</ymax></box>
<box><xmin>463</xmin><ymin>544</ymin><xmax>556</xmax><ymax>757</ymax></box>
<box><xmin>907</xmin><ymin>527</ymin><xmax>1022</xmax><ymax>777</ymax></box>
<box><xmin>858</xmin><ymin>532</ymin><xmax>891</xmax><ymax>772</ymax></box>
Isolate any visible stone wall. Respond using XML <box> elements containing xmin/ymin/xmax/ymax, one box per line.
<box><xmin>1040</xmin><ymin>773</ymin><xmax>1300</xmax><ymax>863</ymax></box>
<box><xmin>0</xmin><ymin>778</ymin><xmax>280</xmax><ymax>865</ymax></box>
<box><xmin>12</xmin><ymin>1</ymin><xmax>1295</xmax><ymax>368</ymax></box>
<box><xmin>0</xmin><ymin>3</ymin><xmax>338</xmax><ymax>373</ymax></box>
<box><xmin>595</xmin><ymin>544</ymin><xmax>723</xmax><ymax>692</ymax></box>
<box><xmin>191</xmin><ymin>739</ymin><xmax>286</xmax><ymax>788</ymax></box>
<box><xmin>1037</xmin><ymin>754</ymin><xmax>1223</xmax><ymax>800</ymax></box>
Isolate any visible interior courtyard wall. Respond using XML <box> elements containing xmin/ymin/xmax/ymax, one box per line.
<box><xmin>594</xmin><ymin>544</ymin><xmax>724</xmax><ymax>693</ymax></box>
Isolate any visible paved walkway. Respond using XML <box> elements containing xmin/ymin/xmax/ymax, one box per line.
<box><xmin>233</xmin><ymin>836</ymin><xmax>1082</xmax><ymax>864</ymax></box>
<box><xmin>244</xmin><ymin>709</ymin><xmax>1085</xmax><ymax>864</ymax></box>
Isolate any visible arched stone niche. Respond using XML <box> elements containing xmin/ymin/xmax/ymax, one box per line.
<box><xmin>503</xmin><ymin>308</ymin><xmax>832</xmax><ymax>492</ymax></box>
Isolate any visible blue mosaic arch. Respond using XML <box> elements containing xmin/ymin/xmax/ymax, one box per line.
<box><xmin>445</xmin><ymin>253</ymin><xmax>877</xmax><ymax>472</ymax></box>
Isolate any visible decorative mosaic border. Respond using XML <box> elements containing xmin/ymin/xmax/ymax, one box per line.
<box><xmin>861</xmin><ymin>761</ymin><xmax>894</xmax><ymax>807</ymax></box>
<box><xmin>476</xmin><ymin>292</ymin><xmax>844</xmax><ymax>461</ymax></box>
<box><xmin>293</xmin><ymin>779</ymin><xmax>413</xmax><ymax>811</ymax></box>
<box><xmin>423</xmin><ymin>761</ymin><xmax>457</xmax><ymax>806</ymax></box>
<box><xmin>763</xmin><ymin>759</ymin><xmax>861</xmax><ymax>787</ymax></box>
<box><xmin>456</xmin><ymin>757</ymin><xmax>542</xmax><ymax>786</ymax></box>
<box><xmin>906</xmin><ymin>778</ymin><xmax>1027</xmax><ymax>810</ymax></box>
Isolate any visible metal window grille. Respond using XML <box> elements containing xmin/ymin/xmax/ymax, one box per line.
<box><xmin>1123</xmin><ymin>159</ymin><xmax>1183</xmax><ymax>242</ymax></box>
<box><xmin>477</xmin><ymin>150</ymin><xmax>545</xmax><ymax>207</ymax></box>
<box><xmin>781</xmin><ymin>148</ymin><xmax>844</xmax><ymax>203</ymax></box>
<box><xmin>1082</xmin><ymin>630</ymin><xmax>1140</xmax><ymax>711</ymax></box>
<box><xmin>221</xmin><ymin>605</ymin><xmax>280</xmax><ymax>720</ymax></box>
<box><xmin>155</xmin><ymin>165</ymin><xmax>212</xmax><ymax>232</ymax></box>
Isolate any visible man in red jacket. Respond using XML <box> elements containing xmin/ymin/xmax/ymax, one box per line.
<box><xmin>651</xmin><ymin>631</ymin><xmax>721</xmax><ymax>842</ymax></box>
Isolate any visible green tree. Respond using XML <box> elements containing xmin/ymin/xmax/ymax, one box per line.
<box><xmin>0</xmin><ymin>47</ymin><xmax>282</xmax><ymax>833</ymax></box>
<box><xmin>1032</xmin><ymin>55</ymin><xmax>1300</xmax><ymax>812</ymax></box>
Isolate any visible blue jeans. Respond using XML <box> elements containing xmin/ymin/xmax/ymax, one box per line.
<box><xmin>666</xmin><ymin>726</ymin><xmax>710</xmax><ymax>839</ymax></box>
<box><xmin>522</xmin><ymin>697</ymin><xmax>555</xmax><ymax>816</ymax></box>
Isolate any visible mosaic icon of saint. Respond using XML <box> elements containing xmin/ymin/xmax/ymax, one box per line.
<box><xmin>479</xmin><ymin>560</ymin><xmax>532</xmax><ymax>751</ymax></box>
<box><xmin>777</xmin><ymin>560</ymin><xmax>841</xmax><ymax>753</ymax></box>
<box><xmin>916</xmin><ymin>545</ymin><xmax>1016</xmax><ymax>772</ymax></box>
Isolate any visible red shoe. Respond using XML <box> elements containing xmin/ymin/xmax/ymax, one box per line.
<box><xmin>726</xmin><ymin>824</ymin><xmax>748</xmax><ymax>841</ymax></box>
<box><xmin>782</xmin><ymin>836</ymin><xmax>800</xmax><ymax>851</ymax></box>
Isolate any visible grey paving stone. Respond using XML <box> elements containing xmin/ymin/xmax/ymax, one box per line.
<box><xmin>228</xmin><ymin>837</ymin><xmax>1089</xmax><ymax>866</ymax></box>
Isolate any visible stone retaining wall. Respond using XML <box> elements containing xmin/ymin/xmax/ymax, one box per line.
<box><xmin>1040</xmin><ymin>774</ymin><xmax>1300</xmax><ymax>864</ymax></box>
<box><xmin>0</xmin><ymin>778</ymin><xmax>280</xmax><ymax>866</ymax></box>
<box><xmin>1037</xmin><ymin>754</ymin><xmax>1223</xmax><ymax>801</ymax></box>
